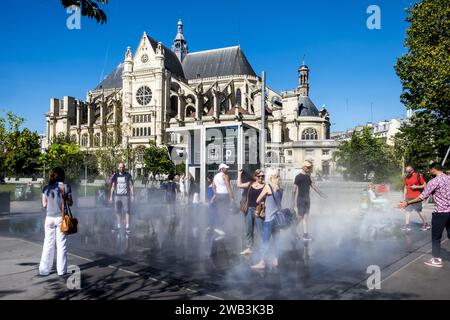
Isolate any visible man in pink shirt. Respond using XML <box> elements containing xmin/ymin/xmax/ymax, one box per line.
<box><xmin>400</xmin><ymin>163</ymin><xmax>450</xmax><ymax>268</ymax></box>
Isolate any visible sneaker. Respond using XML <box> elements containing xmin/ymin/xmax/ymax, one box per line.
<box><xmin>424</xmin><ymin>258</ymin><xmax>443</xmax><ymax>268</ymax></box>
<box><xmin>125</xmin><ymin>228</ymin><xmax>131</xmax><ymax>235</ymax></box>
<box><xmin>240</xmin><ymin>248</ymin><xmax>252</xmax><ymax>255</ymax></box>
<box><xmin>251</xmin><ymin>261</ymin><xmax>266</xmax><ymax>270</ymax></box>
<box><xmin>111</xmin><ymin>227</ymin><xmax>119</xmax><ymax>233</ymax></box>
<box><xmin>37</xmin><ymin>272</ymin><xmax>50</xmax><ymax>277</ymax></box>
<box><xmin>400</xmin><ymin>225</ymin><xmax>411</xmax><ymax>232</ymax></box>
<box><xmin>272</xmin><ymin>257</ymin><xmax>279</xmax><ymax>268</ymax></box>
<box><xmin>421</xmin><ymin>223</ymin><xmax>431</xmax><ymax>231</ymax></box>
<box><xmin>214</xmin><ymin>228</ymin><xmax>226</xmax><ymax>236</ymax></box>
<box><xmin>302</xmin><ymin>233</ymin><xmax>312</xmax><ymax>241</ymax></box>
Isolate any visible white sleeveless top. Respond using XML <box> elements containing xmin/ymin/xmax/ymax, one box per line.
<box><xmin>214</xmin><ymin>172</ymin><xmax>228</xmax><ymax>194</ymax></box>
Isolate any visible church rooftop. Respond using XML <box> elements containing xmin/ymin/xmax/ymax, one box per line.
<box><xmin>182</xmin><ymin>46</ymin><xmax>256</xmax><ymax>80</ymax></box>
<box><xmin>298</xmin><ymin>96</ymin><xmax>320</xmax><ymax>117</ymax></box>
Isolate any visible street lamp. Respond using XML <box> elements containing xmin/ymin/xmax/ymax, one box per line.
<box><xmin>126</xmin><ymin>135</ymin><xmax>131</xmax><ymax>176</ymax></box>
<box><xmin>260</xmin><ymin>71</ymin><xmax>266</xmax><ymax>169</ymax></box>
<box><xmin>84</xmin><ymin>147</ymin><xmax>90</xmax><ymax>197</ymax></box>
<box><xmin>84</xmin><ymin>151</ymin><xmax>88</xmax><ymax>197</ymax></box>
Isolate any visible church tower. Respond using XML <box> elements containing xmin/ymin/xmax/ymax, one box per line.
<box><xmin>297</xmin><ymin>64</ymin><xmax>309</xmax><ymax>96</ymax></box>
<box><xmin>172</xmin><ymin>19</ymin><xmax>188</xmax><ymax>62</ymax></box>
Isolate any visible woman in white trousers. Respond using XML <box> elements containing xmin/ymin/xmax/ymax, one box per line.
<box><xmin>39</xmin><ymin>167</ymin><xmax>73</xmax><ymax>276</ymax></box>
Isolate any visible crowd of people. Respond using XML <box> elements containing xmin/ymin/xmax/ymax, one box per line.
<box><xmin>37</xmin><ymin>160</ymin><xmax>450</xmax><ymax>277</ymax></box>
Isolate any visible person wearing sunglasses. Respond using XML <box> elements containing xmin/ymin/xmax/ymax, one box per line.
<box><xmin>292</xmin><ymin>160</ymin><xmax>327</xmax><ymax>241</ymax></box>
<box><xmin>251</xmin><ymin>167</ymin><xmax>282</xmax><ymax>269</ymax></box>
<box><xmin>237</xmin><ymin>169</ymin><xmax>266</xmax><ymax>255</ymax></box>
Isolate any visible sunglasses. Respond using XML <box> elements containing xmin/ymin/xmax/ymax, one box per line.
<box><xmin>257</xmin><ymin>175</ymin><xmax>265</xmax><ymax>178</ymax></box>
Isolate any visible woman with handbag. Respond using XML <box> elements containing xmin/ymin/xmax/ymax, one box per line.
<box><xmin>39</xmin><ymin>167</ymin><xmax>73</xmax><ymax>276</ymax></box>
<box><xmin>237</xmin><ymin>169</ymin><xmax>265</xmax><ymax>256</ymax></box>
<box><xmin>251</xmin><ymin>167</ymin><xmax>283</xmax><ymax>269</ymax></box>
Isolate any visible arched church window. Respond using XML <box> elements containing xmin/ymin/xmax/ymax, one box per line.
<box><xmin>136</xmin><ymin>86</ymin><xmax>152</xmax><ymax>106</ymax></box>
<box><xmin>107</xmin><ymin>132</ymin><xmax>114</xmax><ymax>146</ymax></box>
<box><xmin>137</xmin><ymin>152</ymin><xmax>144</xmax><ymax>163</ymax></box>
<box><xmin>236</xmin><ymin>89</ymin><xmax>242</xmax><ymax>107</ymax></box>
<box><xmin>220</xmin><ymin>94</ymin><xmax>229</xmax><ymax>114</ymax></box>
<box><xmin>94</xmin><ymin>133</ymin><xmax>100</xmax><ymax>147</ymax></box>
<box><xmin>186</xmin><ymin>106</ymin><xmax>196</xmax><ymax>118</ymax></box>
<box><xmin>107</xmin><ymin>113</ymin><xmax>114</xmax><ymax>123</ymax></box>
<box><xmin>169</xmin><ymin>96</ymin><xmax>178</xmax><ymax>119</ymax></box>
<box><xmin>272</xmin><ymin>96</ymin><xmax>282</xmax><ymax>108</ymax></box>
<box><xmin>148</xmin><ymin>127</ymin><xmax>151</xmax><ymax>136</ymax></box>
<box><xmin>302</xmin><ymin>128</ymin><xmax>318</xmax><ymax>140</ymax></box>
<box><xmin>81</xmin><ymin>134</ymin><xmax>88</xmax><ymax>147</ymax></box>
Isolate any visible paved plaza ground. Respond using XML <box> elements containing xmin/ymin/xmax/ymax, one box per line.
<box><xmin>0</xmin><ymin>186</ymin><xmax>449</xmax><ymax>300</ymax></box>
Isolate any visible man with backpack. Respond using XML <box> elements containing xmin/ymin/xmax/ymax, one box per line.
<box><xmin>402</xmin><ymin>165</ymin><xmax>430</xmax><ymax>231</ymax></box>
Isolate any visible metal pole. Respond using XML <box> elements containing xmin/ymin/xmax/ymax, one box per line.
<box><xmin>185</xmin><ymin>137</ymin><xmax>190</xmax><ymax>201</ymax></box>
<box><xmin>442</xmin><ymin>146</ymin><xmax>450</xmax><ymax>167</ymax></box>
<box><xmin>84</xmin><ymin>162</ymin><xmax>87</xmax><ymax>197</ymax></box>
<box><xmin>126</xmin><ymin>136</ymin><xmax>130</xmax><ymax>176</ymax></box>
<box><xmin>260</xmin><ymin>71</ymin><xmax>266</xmax><ymax>169</ymax></box>
<box><xmin>84</xmin><ymin>150</ymin><xmax>87</xmax><ymax>197</ymax></box>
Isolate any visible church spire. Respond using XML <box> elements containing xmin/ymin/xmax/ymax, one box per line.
<box><xmin>172</xmin><ymin>19</ymin><xmax>188</xmax><ymax>62</ymax></box>
<box><xmin>298</xmin><ymin>63</ymin><xmax>309</xmax><ymax>96</ymax></box>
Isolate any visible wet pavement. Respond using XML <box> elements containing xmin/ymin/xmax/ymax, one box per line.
<box><xmin>1</xmin><ymin>185</ymin><xmax>448</xmax><ymax>299</ymax></box>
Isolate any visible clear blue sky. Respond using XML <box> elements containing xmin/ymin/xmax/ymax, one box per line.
<box><xmin>0</xmin><ymin>0</ymin><xmax>415</xmax><ymax>133</ymax></box>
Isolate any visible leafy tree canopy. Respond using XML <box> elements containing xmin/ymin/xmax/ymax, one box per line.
<box><xmin>333</xmin><ymin>127</ymin><xmax>400</xmax><ymax>182</ymax></box>
<box><xmin>0</xmin><ymin>111</ymin><xmax>40</xmax><ymax>177</ymax></box>
<box><xmin>395</xmin><ymin>0</ymin><xmax>450</xmax><ymax>118</ymax></box>
<box><xmin>39</xmin><ymin>134</ymin><xmax>97</xmax><ymax>185</ymax></box>
<box><xmin>394</xmin><ymin>0</ymin><xmax>450</xmax><ymax>168</ymax></box>
<box><xmin>60</xmin><ymin>0</ymin><xmax>109</xmax><ymax>24</ymax></box>
<box><xmin>143</xmin><ymin>140</ymin><xmax>175</xmax><ymax>176</ymax></box>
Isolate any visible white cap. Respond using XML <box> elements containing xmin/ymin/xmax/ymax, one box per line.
<box><xmin>218</xmin><ymin>163</ymin><xmax>229</xmax><ymax>171</ymax></box>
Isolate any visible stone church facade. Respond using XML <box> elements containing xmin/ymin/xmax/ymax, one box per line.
<box><xmin>45</xmin><ymin>20</ymin><xmax>336</xmax><ymax>179</ymax></box>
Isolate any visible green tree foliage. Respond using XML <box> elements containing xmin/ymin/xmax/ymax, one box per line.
<box><xmin>0</xmin><ymin>111</ymin><xmax>40</xmax><ymax>177</ymax></box>
<box><xmin>333</xmin><ymin>127</ymin><xmax>400</xmax><ymax>182</ymax></box>
<box><xmin>94</xmin><ymin>144</ymin><xmax>131</xmax><ymax>179</ymax></box>
<box><xmin>175</xmin><ymin>162</ymin><xmax>186</xmax><ymax>176</ymax></box>
<box><xmin>143</xmin><ymin>140</ymin><xmax>175</xmax><ymax>176</ymax></box>
<box><xmin>394</xmin><ymin>0</ymin><xmax>450</xmax><ymax>167</ymax></box>
<box><xmin>60</xmin><ymin>0</ymin><xmax>109</xmax><ymax>23</ymax></box>
<box><xmin>0</xmin><ymin>116</ymin><xmax>8</xmax><ymax>174</ymax></box>
<box><xmin>5</xmin><ymin>129</ymin><xmax>41</xmax><ymax>177</ymax></box>
<box><xmin>394</xmin><ymin>110</ymin><xmax>449</xmax><ymax>173</ymax></box>
<box><xmin>39</xmin><ymin>134</ymin><xmax>97</xmax><ymax>185</ymax></box>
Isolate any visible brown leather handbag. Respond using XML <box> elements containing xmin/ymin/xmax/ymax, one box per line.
<box><xmin>255</xmin><ymin>201</ymin><xmax>265</xmax><ymax>219</ymax></box>
<box><xmin>60</xmin><ymin>185</ymin><xmax>78</xmax><ymax>235</ymax></box>
<box><xmin>240</xmin><ymin>189</ymin><xmax>250</xmax><ymax>215</ymax></box>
